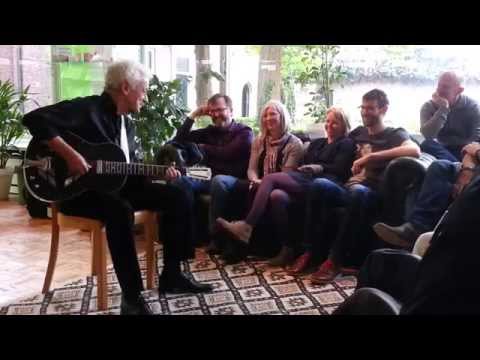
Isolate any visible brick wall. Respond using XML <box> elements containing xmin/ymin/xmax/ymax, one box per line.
<box><xmin>0</xmin><ymin>45</ymin><xmax>54</xmax><ymax>112</ymax></box>
<box><xmin>20</xmin><ymin>46</ymin><xmax>54</xmax><ymax>112</ymax></box>
<box><xmin>0</xmin><ymin>46</ymin><xmax>15</xmax><ymax>86</ymax></box>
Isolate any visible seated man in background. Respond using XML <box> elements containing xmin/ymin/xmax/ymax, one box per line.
<box><xmin>171</xmin><ymin>94</ymin><xmax>254</xmax><ymax>247</ymax></box>
<box><xmin>420</xmin><ymin>71</ymin><xmax>480</xmax><ymax>161</ymax></box>
<box><xmin>374</xmin><ymin>141</ymin><xmax>480</xmax><ymax>248</ymax></box>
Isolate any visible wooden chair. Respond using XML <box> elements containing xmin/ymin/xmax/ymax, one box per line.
<box><xmin>42</xmin><ymin>203</ymin><xmax>159</xmax><ymax>311</ymax></box>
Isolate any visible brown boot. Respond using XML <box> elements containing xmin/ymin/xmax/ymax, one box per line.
<box><xmin>216</xmin><ymin>218</ymin><xmax>252</xmax><ymax>244</ymax></box>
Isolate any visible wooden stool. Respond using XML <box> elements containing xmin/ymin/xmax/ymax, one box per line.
<box><xmin>42</xmin><ymin>204</ymin><xmax>158</xmax><ymax>311</ymax></box>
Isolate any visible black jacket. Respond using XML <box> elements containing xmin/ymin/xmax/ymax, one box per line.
<box><xmin>23</xmin><ymin>92</ymin><xmax>142</xmax><ymax>162</ymax></box>
<box><xmin>402</xmin><ymin>169</ymin><xmax>480</xmax><ymax>314</ymax></box>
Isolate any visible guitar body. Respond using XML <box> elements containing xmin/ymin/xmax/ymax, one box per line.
<box><xmin>24</xmin><ymin>132</ymin><xmax>127</xmax><ymax>203</ymax></box>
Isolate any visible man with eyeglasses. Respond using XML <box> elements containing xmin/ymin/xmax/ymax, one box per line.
<box><xmin>169</xmin><ymin>94</ymin><xmax>254</xmax><ymax>249</ymax></box>
<box><xmin>305</xmin><ymin>89</ymin><xmax>421</xmax><ymax>284</ymax></box>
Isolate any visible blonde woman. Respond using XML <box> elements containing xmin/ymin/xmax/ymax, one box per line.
<box><xmin>218</xmin><ymin>107</ymin><xmax>355</xmax><ymax>266</ymax></box>
<box><xmin>210</xmin><ymin>100</ymin><xmax>303</xmax><ymax>263</ymax></box>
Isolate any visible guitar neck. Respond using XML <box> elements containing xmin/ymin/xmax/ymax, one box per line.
<box><xmin>96</xmin><ymin>161</ymin><xmax>179</xmax><ymax>177</ymax></box>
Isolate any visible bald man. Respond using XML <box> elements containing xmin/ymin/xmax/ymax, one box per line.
<box><xmin>420</xmin><ymin>71</ymin><xmax>480</xmax><ymax>161</ymax></box>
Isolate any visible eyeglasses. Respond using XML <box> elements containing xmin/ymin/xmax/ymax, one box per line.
<box><xmin>210</xmin><ymin>107</ymin><xmax>228</xmax><ymax>114</ymax></box>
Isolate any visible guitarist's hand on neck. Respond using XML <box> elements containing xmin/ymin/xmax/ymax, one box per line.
<box><xmin>48</xmin><ymin>136</ymin><xmax>91</xmax><ymax>176</ymax></box>
<box><xmin>165</xmin><ymin>166</ymin><xmax>181</xmax><ymax>182</ymax></box>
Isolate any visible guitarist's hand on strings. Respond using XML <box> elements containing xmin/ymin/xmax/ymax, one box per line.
<box><xmin>65</xmin><ymin>151</ymin><xmax>91</xmax><ymax>176</ymax></box>
<box><xmin>48</xmin><ymin>136</ymin><xmax>91</xmax><ymax>176</ymax></box>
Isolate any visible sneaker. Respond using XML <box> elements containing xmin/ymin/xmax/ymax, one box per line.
<box><xmin>310</xmin><ymin>259</ymin><xmax>340</xmax><ymax>285</ymax></box>
<box><xmin>373</xmin><ymin>222</ymin><xmax>421</xmax><ymax>249</ymax></box>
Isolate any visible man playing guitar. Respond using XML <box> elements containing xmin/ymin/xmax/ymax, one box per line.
<box><xmin>22</xmin><ymin>60</ymin><xmax>213</xmax><ymax>315</ymax></box>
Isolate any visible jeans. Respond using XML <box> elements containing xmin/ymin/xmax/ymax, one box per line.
<box><xmin>421</xmin><ymin>139</ymin><xmax>461</xmax><ymax>162</ymax></box>
<box><xmin>171</xmin><ymin>176</ymin><xmax>212</xmax><ymax>244</ymax></box>
<box><xmin>171</xmin><ymin>176</ymin><xmax>212</xmax><ymax>205</ymax></box>
<box><xmin>302</xmin><ymin>178</ymin><xmax>349</xmax><ymax>259</ymax></box>
<box><xmin>329</xmin><ymin>183</ymin><xmax>379</xmax><ymax>266</ymax></box>
<box><xmin>408</xmin><ymin>160</ymin><xmax>460</xmax><ymax>232</ymax></box>
<box><xmin>209</xmin><ymin>175</ymin><xmax>242</xmax><ymax>234</ymax></box>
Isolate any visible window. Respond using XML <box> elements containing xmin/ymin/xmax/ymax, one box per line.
<box><xmin>53</xmin><ymin>45</ymin><xmax>110</xmax><ymax>102</ymax></box>
<box><xmin>241</xmin><ymin>83</ymin><xmax>251</xmax><ymax>117</ymax></box>
<box><xmin>176</xmin><ymin>57</ymin><xmax>190</xmax><ymax>74</ymax></box>
<box><xmin>146</xmin><ymin>47</ymin><xmax>156</xmax><ymax>74</ymax></box>
<box><xmin>176</xmin><ymin>74</ymin><xmax>190</xmax><ymax>108</ymax></box>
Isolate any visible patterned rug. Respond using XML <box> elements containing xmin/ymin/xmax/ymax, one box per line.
<box><xmin>0</xmin><ymin>246</ymin><xmax>356</xmax><ymax>315</ymax></box>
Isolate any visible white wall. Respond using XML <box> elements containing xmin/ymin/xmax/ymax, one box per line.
<box><xmin>154</xmin><ymin>45</ymin><xmax>173</xmax><ymax>81</ymax></box>
<box><xmin>227</xmin><ymin>45</ymin><xmax>259</xmax><ymax>118</ymax></box>
<box><xmin>112</xmin><ymin>45</ymin><xmax>141</xmax><ymax>63</ymax></box>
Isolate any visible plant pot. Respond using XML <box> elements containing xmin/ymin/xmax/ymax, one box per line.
<box><xmin>0</xmin><ymin>168</ymin><xmax>14</xmax><ymax>200</ymax></box>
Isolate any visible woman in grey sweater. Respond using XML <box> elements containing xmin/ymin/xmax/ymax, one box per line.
<box><xmin>209</xmin><ymin>100</ymin><xmax>303</xmax><ymax>263</ymax></box>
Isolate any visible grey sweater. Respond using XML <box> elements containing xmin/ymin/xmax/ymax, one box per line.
<box><xmin>247</xmin><ymin>133</ymin><xmax>303</xmax><ymax>181</ymax></box>
<box><xmin>420</xmin><ymin>94</ymin><xmax>480</xmax><ymax>148</ymax></box>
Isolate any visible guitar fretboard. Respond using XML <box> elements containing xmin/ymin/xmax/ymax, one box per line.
<box><xmin>97</xmin><ymin>161</ymin><xmax>176</xmax><ymax>177</ymax></box>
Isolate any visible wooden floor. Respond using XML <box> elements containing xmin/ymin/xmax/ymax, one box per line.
<box><xmin>0</xmin><ymin>197</ymin><xmax>147</xmax><ymax>307</ymax></box>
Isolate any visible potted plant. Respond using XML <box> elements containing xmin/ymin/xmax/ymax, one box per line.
<box><xmin>0</xmin><ymin>79</ymin><xmax>34</xmax><ymax>200</ymax></box>
<box><xmin>297</xmin><ymin>45</ymin><xmax>348</xmax><ymax>124</ymax></box>
<box><xmin>131</xmin><ymin>75</ymin><xmax>190</xmax><ymax>164</ymax></box>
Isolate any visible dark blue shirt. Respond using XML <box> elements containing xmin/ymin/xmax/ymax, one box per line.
<box><xmin>174</xmin><ymin>117</ymin><xmax>253</xmax><ymax>178</ymax></box>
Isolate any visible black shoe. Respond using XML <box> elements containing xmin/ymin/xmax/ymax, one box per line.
<box><xmin>223</xmin><ymin>251</ymin><xmax>247</xmax><ymax>265</ymax></box>
<box><xmin>120</xmin><ymin>295</ymin><xmax>153</xmax><ymax>315</ymax></box>
<box><xmin>158</xmin><ymin>273</ymin><xmax>213</xmax><ymax>294</ymax></box>
<box><xmin>222</xmin><ymin>239</ymin><xmax>248</xmax><ymax>264</ymax></box>
<box><xmin>373</xmin><ymin>222</ymin><xmax>421</xmax><ymax>249</ymax></box>
<box><xmin>205</xmin><ymin>241</ymin><xmax>221</xmax><ymax>255</ymax></box>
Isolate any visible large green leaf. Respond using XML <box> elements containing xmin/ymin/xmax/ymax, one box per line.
<box><xmin>0</xmin><ymin>80</ymin><xmax>34</xmax><ymax>168</ymax></box>
<box><xmin>131</xmin><ymin>75</ymin><xmax>189</xmax><ymax>164</ymax></box>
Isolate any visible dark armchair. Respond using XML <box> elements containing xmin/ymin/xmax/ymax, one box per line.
<box><xmin>379</xmin><ymin>152</ymin><xmax>436</xmax><ymax>226</ymax></box>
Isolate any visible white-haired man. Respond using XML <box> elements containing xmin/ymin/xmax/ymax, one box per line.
<box><xmin>23</xmin><ymin>60</ymin><xmax>213</xmax><ymax>315</ymax></box>
<box><xmin>420</xmin><ymin>71</ymin><xmax>480</xmax><ymax>161</ymax></box>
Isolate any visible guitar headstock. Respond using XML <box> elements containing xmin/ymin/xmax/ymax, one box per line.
<box><xmin>185</xmin><ymin>167</ymin><xmax>212</xmax><ymax>181</ymax></box>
